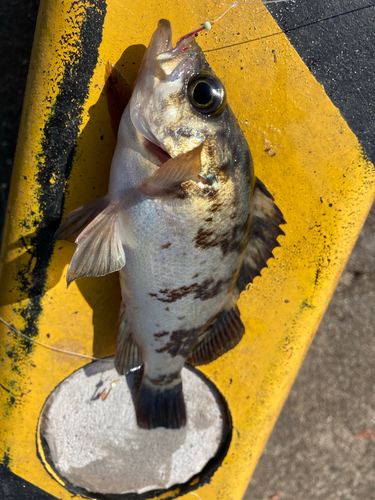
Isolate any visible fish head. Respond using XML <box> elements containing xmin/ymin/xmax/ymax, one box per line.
<box><xmin>130</xmin><ymin>20</ymin><xmax>236</xmax><ymax>177</ymax></box>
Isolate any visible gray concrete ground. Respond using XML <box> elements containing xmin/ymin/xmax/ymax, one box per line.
<box><xmin>246</xmin><ymin>205</ymin><xmax>375</xmax><ymax>499</ymax></box>
<box><xmin>1</xmin><ymin>1</ymin><xmax>375</xmax><ymax>499</ymax></box>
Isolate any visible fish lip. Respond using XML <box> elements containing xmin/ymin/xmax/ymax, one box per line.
<box><xmin>154</xmin><ymin>19</ymin><xmax>173</xmax><ymax>55</ymax></box>
<box><xmin>129</xmin><ymin>19</ymin><xmax>173</xmax><ymax>148</ymax></box>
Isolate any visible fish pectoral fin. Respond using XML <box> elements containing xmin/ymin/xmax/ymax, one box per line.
<box><xmin>114</xmin><ymin>302</ymin><xmax>142</xmax><ymax>375</ymax></box>
<box><xmin>66</xmin><ymin>202</ymin><xmax>125</xmax><ymax>286</ymax></box>
<box><xmin>54</xmin><ymin>196</ymin><xmax>109</xmax><ymax>243</ymax></box>
<box><xmin>138</xmin><ymin>143</ymin><xmax>203</xmax><ymax>197</ymax></box>
<box><xmin>237</xmin><ymin>178</ymin><xmax>286</xmax><ymax>292</ymax></box>
<box><xmin>105</xmin><ymin>62</ymin><xmax>132</xmax><ymax>137</ymax></box>
<box><xmin>187</xmin><ymin>304</ymin><xmax>245</xmax><ymax>366</ymax></box>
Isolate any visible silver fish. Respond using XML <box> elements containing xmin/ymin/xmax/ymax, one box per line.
<box><xmin>55</xmin><ymin>20</ymin><xmax>285</xmax><ymax>429</ymax></box>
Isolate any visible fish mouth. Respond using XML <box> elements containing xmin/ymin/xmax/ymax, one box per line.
<box><xmin>153</xmin><ymin>19</ymin><xmax>197</xmax><ymax>56</ymax></box>
<box><xmin>129</xmin><ymin>20</ymin><xmax>173</xmax><ymax>149</ymax></box>
<box><xmin>150</xmin><ymin>19</ymin><xmax>173</xmax><ymax>58</ymax></box>
<box><xmin>134</xmin><ymin>19</ymin><xmax>199</xmax><ymax>86</ymax></box>
<box><xmin>130</xmin><ymin>20</ymin><xmax>202</xmax><ymax>152</ymax></box>
<box><xmin>132</xmin><ymin>20</ymin><xmax>173</xmax><ymax>90</ymax></box>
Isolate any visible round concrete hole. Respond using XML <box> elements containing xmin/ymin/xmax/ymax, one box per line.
<box><xmin>38</xmin><ymin>358</ymin><xmax>231</xmax><ymax>498</ymax></box>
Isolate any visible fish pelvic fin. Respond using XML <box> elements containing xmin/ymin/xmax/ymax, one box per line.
<box><xmin>237</xmin><ymin>178</ymin><xmax>286</xmax><ymax>293</ymax></box>
<box><xmin>54</xmin><ymin>196</ymin><xmax>109</xmax><ymax>243</ymax></box>
<box><xmin>114</xmin><ymin>302</ymin><xmax>142</xmax><ymax>375</ymax></box>
<box><xmin>66</xmin><ymin>202</ymin><xmax>126</xmax><ymax>286</ymax></box>
<box><xmin>138</xmin><ymin>143</ymin><xmax>203</xmax><ymax>197</ymax></box>
<box><xmin>105</xmin><ymin>62</ymin><xmax>132</xmax><ymax>137</ymax></box>
<box><xmin>136</xmin><ymin>377</ymin><xmax>186</xmax><ymax>429</ymax></box>
<box><xmin>187</xmin><ymin>303</ymin><xmax>245</xmax><ymax>366</ymax></box>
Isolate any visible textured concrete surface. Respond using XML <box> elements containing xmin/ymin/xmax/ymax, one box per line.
<box><xmin>40</xmin><ymin>360</ymin><xmax>228</xmax><ymax>495</ymax></box>
<box><xmin>1</xmin><ymin>1</ymin><xmax>375</xmax><ymax>499</ymax></box>
<box><xmin>246</xmin><ymin>205</ymin><xmax>375</xmax><ymax>500</ymax></box>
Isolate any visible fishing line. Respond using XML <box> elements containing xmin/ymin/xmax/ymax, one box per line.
<box><xmin>191</xmin><ymin>1</ymin><xmax>375</xmax><ymax>52</ymax></box>
<box><xmin>0</xmin><ymin>316</ymin><xmax>101</xmax><ymax>361</ymax></box>
<box><xmin>274</xmin><ymin>2</ymin><xmax>375</xmax><ymax>35</ymax></box>
<box><xmin>211</xmin><ymin>1</ymin><xmax>239</xmax><ymax>25</ymax></box>
<box><xmin>211</xmin><ymin>0</ymin><xmax>292</xmax><ymax>25</ymax></box>
<box><xmin>176</xmin><ymin>0</ymin><xmax>290</xmax><ymax>49</ymax></box>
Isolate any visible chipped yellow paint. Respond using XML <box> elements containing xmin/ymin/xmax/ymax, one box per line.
<box><xmin>0</xmin><ymin>0</ymin><xmax>374</xmax><ymax>499</ymax></box>
<box><xmin>154</xmin><ymin>488</ymin><xmax>181</xmax><ymax>499</ymax></box>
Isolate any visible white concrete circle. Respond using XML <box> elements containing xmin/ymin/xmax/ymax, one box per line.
<box><xmin>39</xmin><ymin>358</ymin><xmax>229</xmax><ymax>495</ymax></box>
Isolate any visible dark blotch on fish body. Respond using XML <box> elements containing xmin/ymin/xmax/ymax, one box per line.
<box><xmin>209</xmin><ymin>202</ymin><xmax>222</xmax><ymax>213</ymax></box>
<box><xmin>196</xmin><ymin>278</ymin><xmax>225</xmax><ymax>300</ymax></box>
<box><xmin>158</xmin><ymin>284</ymin><xmax>196</xmax><ymax>302</ymax></box>
<box><xmin>155</xmin><ymin>327</ymin><xmax>201</xmax><ymax>357</ymax></box>
<box><xmin>155</xmin><ymin>277</ymin><xmax>226</xmax><ymax>303</ymax></box>
<box><xmin>207</xmin><ymin>190</ymin><xmax>219</xmax><ymax>199</ymax></box>
<box><xmin>154</xmin><ymin>330</ymin><xmax>169</xmax><ymax>338</ymax></box>
<box><xmin>194</xmin><ymin>217</ymin><xmax>249</xmax><ymax>256</ymax></box>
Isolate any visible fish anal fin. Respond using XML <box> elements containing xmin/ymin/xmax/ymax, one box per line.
<box><xmin>54</xmin><ymin>196</ymin><xmax>109</xmax><ymax>243</ymax></box>
<box><xmin>105</xmin><ymin>62</ymin><xmax>132</xmax><ymax>137</ymax></box>
<box><xmin>114</xmin><ymin>302</ymin><xmax>142</xmax><ymax>375</ymax></box>
<box><xmin>138</xmin><ymin>143</ymin><xmax>203</xmax><ymax>197</ymax></box>
<box><xmin>187</xmin><ymin>304</ymin><xmax>245</xmax><ymax>366</ymax></box>
<box><xmin>237</xmin><ymin>178</ymin><xmax>286</xmax><ymax>293</ymax></box>
<box><xmin>66</xmin><ymin>202</ymin><xmax>125</xmax><ymax>286</ymax></box>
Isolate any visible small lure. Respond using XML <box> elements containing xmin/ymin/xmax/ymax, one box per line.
<box><xmin>100</xmin><ymin>380</ymin><xmax>119</xmax><ymax>401</ymax></box>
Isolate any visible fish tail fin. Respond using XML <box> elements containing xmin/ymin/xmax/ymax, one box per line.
<box><xmin>136</xmin><ymin>378</ymin><xmax>186</xmax><ymax>429</ymax></box>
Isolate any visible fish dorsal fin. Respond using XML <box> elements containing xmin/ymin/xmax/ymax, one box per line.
<box><xmin>55</xmin><ymin>196</ymin><xmax>109</xmax><ymax>243</ymax></box>
<box><xmin>237</xmin><ymin>178</ymin><xmax>286</xmax><ymax>293</ymax></box>
<box><xmin>105</xmin><ymin>62</ymin><xmax>132</xmax><ymax>137</ymax></box>
<box><xmin>138</xmin><ymin>143</ymin><xmax>203</xmax><ymax>197</ymax></box>
<box><xmin>66</xmin><ymin>202</ymin><xmax>126</xmax><ymax>286</ymax></box>
<box><xmin>187</xmin><ymin>304</ymin><xmax>245</xmax><ymax>366</ymax></box>
<box><xmin>114</xmin><ymin>302</ymin><xmax>142</xmax><ymax>375</ymax></box>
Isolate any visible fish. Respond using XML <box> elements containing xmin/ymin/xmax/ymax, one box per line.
<box><xmin>55</xmin><ymin>19</ymin><xmax>285</xmax><ymax>429</ymax></box>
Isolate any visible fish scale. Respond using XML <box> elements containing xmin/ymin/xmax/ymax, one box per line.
<box><xmin>55</xmin><ymin>19</ymin><xmax>285</xmax><ymax>429</ymax></box>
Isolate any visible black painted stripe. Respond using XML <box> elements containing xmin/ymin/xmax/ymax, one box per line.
<box><xmin>0</xmin><ymin>464</ymin><xmax>57</xmax><ymax>500</ymax></box>
<box><xmin>265</xmin><ymin>0</ymin><xmax>375</xmax><ymax>164</ymax></box>
<box><xmin>2</xmin><ymin>0</ymin><xmax>106</xmax><ymax>479</ymax></box>
<box><xmin>11</xmin><ymin>1</ymin><xmax>106</xmax><ymax>354</ymax></box>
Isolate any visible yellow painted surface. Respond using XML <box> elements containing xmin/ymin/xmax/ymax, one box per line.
<box><xmin>1</xmin><ymin>0</ymin><xmax>374</xmax><ymax>499</ymax></box>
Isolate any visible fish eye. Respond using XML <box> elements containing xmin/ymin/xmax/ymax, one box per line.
<box><xmin>187</xmin><ymin>72</ymin><xmax>227</xmax><ymax>116</ymax></box>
